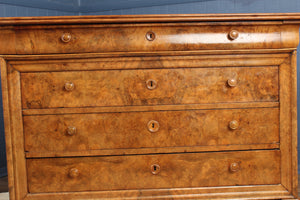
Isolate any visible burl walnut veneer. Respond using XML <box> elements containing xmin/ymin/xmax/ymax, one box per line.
<box><xmin>1</xmin><ymin>13</ymin><xmax>300</xmax><ymax>200</ymax></box>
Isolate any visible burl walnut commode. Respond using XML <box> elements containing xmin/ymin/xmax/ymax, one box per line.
<box><xmin>0</xmin><ymin>13</ymin><xmax>300</xmax><ymax>200</ymax></box>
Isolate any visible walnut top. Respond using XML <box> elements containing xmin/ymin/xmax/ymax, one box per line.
<box><xmin>1</xmin><ymin>13</ymin><xmax>300</xmax><ymax>25</ymax></box>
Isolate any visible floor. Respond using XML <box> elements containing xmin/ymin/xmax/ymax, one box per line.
<box><xmin>0</xmin><ymin>176</ymin><xmax>8</xmax><ymax>193</ymax></box>
<box><xmin>0</xmin><ymin>176</ymin><xmax>300</xmax><ymax>199</ymax></box>
<box><xmin>0</xmin><ymin>176</ymin><xmax>8</xmax><ymax>199</ymax></box>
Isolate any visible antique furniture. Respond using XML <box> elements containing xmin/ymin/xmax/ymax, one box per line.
<box><xmin>1</xmin><ymin>13</ymin><xmax>299</xmax><ymax>200</ymax></box>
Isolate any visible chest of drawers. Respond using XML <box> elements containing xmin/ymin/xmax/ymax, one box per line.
<box><xmin>1</xmin><ymin>13</ymin><xmax>299</xmax><ymax>200</ymax></box>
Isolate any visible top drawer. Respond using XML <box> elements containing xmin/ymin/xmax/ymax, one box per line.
<box><xmin>0</xmin><ymin>24</ymin><xmax>298</xmax><ymax>54</ymax></box>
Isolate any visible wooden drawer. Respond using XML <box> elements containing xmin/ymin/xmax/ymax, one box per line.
<box><xmin>24</xmin><ymin>108</ymin><xmax>279</xmax><ymax>153</ymax></box>
<box><xmin>27</xmin><ymin>150</ymin><xmax>280</xmax><ymax>193</ymax></box>
<box><xmin>21</xmin><ymin>66</ymin><xmax>278</xmax><ymax>109</ymax></box>
<box><xmin>0</xmin><ymin>24</ymin><xmax>297</xmax><ymax>55</ymax></box>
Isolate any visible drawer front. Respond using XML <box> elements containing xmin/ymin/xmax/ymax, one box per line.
<box><xmin>21</xmin><ymin>66</ymin><xmax>278</xmax><ymax>109</ymax></box>
<box><xmin>1</xmin><ymin>24</ymin><xmax>296</xmax><ymax>54</ymax></box>
<box><xmin>24</xmin><ymin>108</ymin><xmax>279</xmax><ymax>153</ymax></box>
<box><xmin>27</xmin><ymin>150</ymin><xmax>280</xmax><ymax>193</ymax></box>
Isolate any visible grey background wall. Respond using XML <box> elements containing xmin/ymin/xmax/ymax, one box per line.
<box><xmin>0</xmin><ymin>0</ymin><xmax>300</xmax><ymax>177</ymax></box>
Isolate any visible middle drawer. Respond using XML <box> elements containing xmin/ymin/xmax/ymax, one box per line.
<box><xmin>24</xmin><ymin>107</ymin><xmax>279</xmax><ymax>153</ymax></box>
<box><xmin>21</xmin><ymin>66</ymin><xmax>278</xmax><ymax>109</ymax></box>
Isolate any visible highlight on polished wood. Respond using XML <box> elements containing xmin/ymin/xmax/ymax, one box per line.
<box><xmin>0</xmin><ymin>13</ymin><xmax>299</xmax><ymax>200</ymax></box>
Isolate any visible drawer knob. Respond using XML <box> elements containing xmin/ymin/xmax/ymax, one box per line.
<box><xmin>227</xmin><ymin>78</ymin><xmax>237</xmax><ymax>87</ymax></box>
<box><xmin>69</xmin><ymin>168</ymin><xmax>79</xmax><ymax>178</ymax></box>
<box><xmin>64</xmin><ymin>82</ymin><xmax>74</xmax><ymax>91</ymax></box>
<box><xmin>146</xmin><ymin>31</ymin><xmax>156</xmax><ymax>41</ymax></box>
<box><xmin>147</xmin><ymin>120</ymin><xmax>160</xmax><ymax>133</ymax></box>
<box><xmin>151</xmin><ymin>164</ymin><xmax>160</xmax><ymax>175</ymax></box>
<box><xmin>228</xmin><ymin>30</ymin><xmax>239</xmax><ymax>40</ymax></box>
<box><xmin>146</xmin><ymin>79</ymin><xmax>157</xmax><ymax>90</ymax></box>
<box><xmin>229</xmin><ymin>162</ymin><xmax>240</xmax><ymax>173</ymax></box>
<box><xmin>66</xmin><ymin>126</ymin><xmax>76</xmax><ymax>136</ymax></box>
<box><xmin>229</xmin><ymin>120</ymin><xmax>239</xmax><ymax>130</ymax></box>
<box><xmin>61</xmin><ymin>33</ymin><xmax>72</xmax><ymax>43</ymax></box>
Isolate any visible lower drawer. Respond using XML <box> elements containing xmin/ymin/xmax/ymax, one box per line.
<box><xmin>27</xmin><ymin>150</ymin><xmax>280</xmax><ymax>193</ymax></box>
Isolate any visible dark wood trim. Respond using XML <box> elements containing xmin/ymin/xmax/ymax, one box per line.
<box><xmin>1</xmin><ymin>13</ymin><xmax>300</xmax><ymax>25</ymax></box>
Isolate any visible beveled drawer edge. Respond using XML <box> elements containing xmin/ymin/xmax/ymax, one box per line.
<box><xmin>2</xmin><ymin>49</ymin><xmax>292</xmax><ymax>63</ymax></box>
<box><xmin>22</xmin><ymin>102</ymin><xmax>279</xmax><ymax>116</ymax></box>
<box><xmin>25</xmin><ymin>143</ymin><xmax>279</xmax><ymax>158</ymax></box>
<box><xmin>23</xmin><ymin>184</ymin><xmax>291</xmax><ymax>200</ymax></box>
<box><xmin>13</xmin><ymin>58</ymin><xmax>284</xmax><ymax>73</ymax></box>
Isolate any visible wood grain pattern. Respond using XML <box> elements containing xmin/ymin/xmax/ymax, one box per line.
<box><xmin>291</xmin><ymin>51</ymin><xmax>298</xmax><ymax>198</ymax></box>
<box><xmin>11</xmin><ymin>53</ymin><xmax>289</xmax><ymax>72</ymax></box>
<box><xmin>3</xmin><ymin>49</ymin><xmax>293</xmax><ymax>62</ymax></box>
<box><xmin>1</xmin><ymin>13</ymin><xmax>299</xmax><ymax>200</ymax></box>
<box><xmin>23</xmin><ymin>108</ymin><xmax>279</xmax><ymax>153</ymax></box>
<box><xmin>2</xmin><ymin>24</ymin><xmax>295</xmax><ymax>54</ymax></box>
<box><xmin>1</xmin><ymin>13</ymin><xmax>300</xmax><ymax>25</ymax></box>
<box><xmin>0</xmin><ymin>23</ymin><xmax>298</xmax><ymax>55</ymax></box>
<box><xmin>26</xmin><ymin>150</ymin><xmax>280</xmax><ymax>193</ymax></box>
<box><xmin>24</xmin><ymin>185</ymin><xmax>294</xmax><ymax>200</ymax></box>
<box><xmin>0</xmin><ymin>59</ymin><xmax>15</xmax><ymax>200</ymax></box>
<box><xmin>22</xmin><ymin>101</ymin><xmax>279</xmax><ymax>116</ymax></box>
<box><xmin>280</xmin><ymin>55</ymin><xmax>293</xmax><ymax>193</ymax></box>
<box><xmin>21</xmin><ymin>66</ymin><xmax>279</xmax><ymax>109</ymax></box>
<box><xmin>2</xmin><ymin>63</ymin><xmax>27</xmax><ymax>200</ymax></box>
<box><xmin>25</xmin><ymin>143</ymin><xmax>280</xmax><ymax>158</ymax></box>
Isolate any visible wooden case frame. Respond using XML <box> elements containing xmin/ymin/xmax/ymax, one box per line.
<box><xmin>0</xmin><ymin>14</ymin><xmax>299</xmax><ymax>199</ymax></box>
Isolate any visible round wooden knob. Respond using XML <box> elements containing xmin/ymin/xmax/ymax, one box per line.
<box><xmin>229</xmin><ymin>120</ymin><xmax>239</xmax><ymax>130</ymax></box>
<box><xmin>69</xmin><ymin>168</ymin><xmax>79</xmax><ymax>178</ymax></box>
<box><xmin>61</xmin><ymin>33</ymin><xmax>72</xmax><ymax>43</ymax></box>
<box><xmin>146</xmin><ymin>79</ymin><xmax>157</xmax><ymax>90</ymax></box>
<box><xmin>229</xmin><ymin>162</ymin><xmax>240</xmax><ymax>173</ymax></box>
<box><xmin>151</xmin><ymin>164</ymin><xmax>160</xmax><ymax>175</ymax></box>
<box><xmin>227</xmin><ymin>78</ymin><xmax>237</xmax><ymax>87</ymax></box>
<box><xmin>228</xmin><ymin>30</ymin><xmax>239</xmax><ymax>40</ymax></box>
<box><xmin>66</xmin><ymin>126</ymin><xmax>76</xmax><ymax>136</ymax></box>
<box><xmin>64</xmin><ymin>82</ymin><xmax>74</xmax><ymax>91</ymax></box>
<box><xmin>147</xmin><ymin>120</ymin><xmax>160</xmax><ymax>133</ymax></box>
